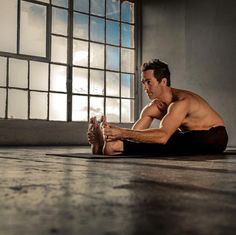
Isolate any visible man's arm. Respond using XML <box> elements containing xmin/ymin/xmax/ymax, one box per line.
<box><xmin>132</xmin><ymin>99</ymin><xmax>165</xmax><ymax>130</ymax></box>
<box><xmin>104</xmin><ymin>99</ymin><xmax>189</xmax><ymax>144</ymax></box>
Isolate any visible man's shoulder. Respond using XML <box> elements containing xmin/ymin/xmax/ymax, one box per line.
<box><xmin>141</xmin><ymin>99</ymin><xmax>166</xmax><ymax>119</ymax></box>
<box><xmin>173</xmin><ymin>89</ymin><xmax>201</xmax><ymax>105</ymax></box>
<box><xmin>175</xmin><ymin>88</ymin><xmax>201</xmax><ymax>99</ymax></box>
<box><xmin>151</xmin><ymin>99</ymin><xmax>167</xmax><ymax>112</ymax></box>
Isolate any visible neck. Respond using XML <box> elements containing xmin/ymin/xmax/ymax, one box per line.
<box><xmin>158</xmin><ymin>87</ymin><xmax>175</xmax><ymax>105</ymax></box>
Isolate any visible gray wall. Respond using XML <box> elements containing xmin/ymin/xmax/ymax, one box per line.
<box><xmin>0</xmin><ymin>120</ymin><xmax>89</xmax><ymax>146</ymax></box>
<box><xmin>0</xmin><ymin>120</ymin><xmax>132</xmax><ymax>146</ymax></box>
<box><xmin>142</xmin><ymin>0</ymin><xmax>236</xmax><ymax>147</ymax></box>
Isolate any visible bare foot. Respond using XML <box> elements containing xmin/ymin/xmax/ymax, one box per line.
<box><xmin>87</xmin><ymin>117</ymin><xmax>104</xmax><ymax>154</ymax></box>
<box><xmin>87</xmin><ymin>116</ymin><xmax>124</xmax><ymax>155</ymax></box>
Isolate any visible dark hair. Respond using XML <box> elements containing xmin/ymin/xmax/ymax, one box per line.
<box><xmin>141</xmin><ymin>59</ymin><xmax>171</xmax><ymax>86</ymax></box>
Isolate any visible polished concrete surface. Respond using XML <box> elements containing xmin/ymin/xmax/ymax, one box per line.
<box><xmin>0</xmin><ymin>147</ymin><xmax>236</xmax><ymax>235</ymax></box>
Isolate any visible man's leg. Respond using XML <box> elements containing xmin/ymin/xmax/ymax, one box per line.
<box><xmin>87</xmin><ymin>116</ymin><xmax>124</xmax><ymax>155</ymax></box>
<box><xmin>99</xmin><ymin>126</ymin><xmax>228</xmax><ymax>156</ymax></box>
<box><xmin>100</xmin><ymin>116</ymin><xmax>124</xmax><ymax>155</ymax></box>
<box><xmin>103</xmin><ymin>140</ymin><xmax>124</xmax><ymax>155</ymax></box>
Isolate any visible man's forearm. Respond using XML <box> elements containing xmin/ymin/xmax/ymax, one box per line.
<box><xmin>131</xmin><ymin>116</ymin><xmax>153</xmax><ymax>130</ymax></box>
<box><xmin>121</xmin><ymin>128</ymin><xmax>167</xmax><ymax>144</ymax></box>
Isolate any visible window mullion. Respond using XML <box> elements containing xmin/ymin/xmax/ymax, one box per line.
<box><xmin>104</xmin><ymin>0</ymin><xmax>107</xmax><ymax>119</ymax></box>
<box><xmin>17</xmin><ymin>0</ymin><xmax>21</xmax><ymax>54</ymax></box>
<box><xmin>5</xmin><ymin>58</ymin><xmax>9</xmax><ymax>119</ymax></box>
<box><xmin>67</xmin><ymin>0</ymin><xmax>73</xmax><ymax>122</ymax></box>
<box><xmin>46</xmin><ymin>3</ymin><xmax>51</xmax><ymax>60</ymax></box>
<box><xmin>119</xmin><ymin>0</ymin><xmax>122</xmax><ymax>123</ymax></box>
<box><xmin>88</xmin><ymin>0</ymin><xmax>91</xmax><ymax>120</ymax></box>
<box><xmin>47</xmin><ymin>3</ymin><xmax>52</xmax><ymax>121</ymax></box>
<box><xmin>134</xmin><ymin>0</ymin><xmax>142</xmax><ymax>121</ymax></box>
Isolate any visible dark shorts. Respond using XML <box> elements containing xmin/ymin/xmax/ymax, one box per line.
<box><xmin>123</xmin><ymin>126</ymin><xmax>228</xmax><ymax>155</ymax></box>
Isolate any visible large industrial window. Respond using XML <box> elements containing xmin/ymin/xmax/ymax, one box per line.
<box><xmin>0</xmin><ymin>0</ymin><xmax>136</xmax><ymax>123</ymax></box>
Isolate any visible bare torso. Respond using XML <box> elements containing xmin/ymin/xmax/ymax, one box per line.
<box><xmin>160</xmin><ymin>88</ymin><xmax>224</xmax><ymax>131</ymax></box>
<box><xmin>134</xmin><ymin>88</ymin><xmax>225</xmax><ymax>132</ymax></box>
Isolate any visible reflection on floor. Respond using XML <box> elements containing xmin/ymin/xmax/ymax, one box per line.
<box><xmin>0</xmin><ymin>146</ymin><xmax>236</xmax><ymax>235</ymax></box>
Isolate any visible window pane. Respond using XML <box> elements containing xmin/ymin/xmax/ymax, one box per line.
<box><xmin>121</xmin><ymin>99</ymin><xmax>134</xmax><ymax>123</ymax></box>
<box><xmin>74</xmin><ymin>12</ymin><xmax>88</xmax><ymax>39</ymax></box>
<box><xmin>52</xmin><ymin>0</ymin><xmax>68</xmax><ymax>8</ymax></box>
<box><xmin>73</xmin><ymin>40</ymin><xmax>88</xmax><ymax>66</ymax></box>
<box><xmin>52</xmin><ymin>7</ymin><xmax>68</xmax><ymax>36</ymax></box>
<box><xmin>121</xmin><ymin>23</ymin><xmax>134</xmax><ymax>48</ymax></box>
<box><xmin>121</xmin><ymin>48</ymin><xmax>134</xmax><ymax>73</ymax></box>
<box><xmin>20</xmin><ymin>1</ymin><xmax>47</xmax><ymax>57</ymax></box>
<box><xmin>0</xmin><ymin>0</ymin><xmax>17</xmax><ymax>53</ymax></box>
<box><xmin>73</xmin><ymin>67</ymin><xmax>88</xmax><ymax>94</ymax></box>
<box><xmin>91</xmin><ymin>0</ymin><xmax>105</xmax><ymax>16</ymax></box>
<box><xmin>106</xmin><ymin>46</ymin><xmax>120</xmax><ymax>71</ymax></box>
<box><xmin>106</xmin><ymin>20</ymin><xmax>119</xmax><ymax>45</ymax></box>
<box><xmin>72</xmin><ymin>95</ymin><xmax>88</xmax><ymax>121</ymax></box>
<box><xmin>0</xmin><ymin>57</ymin><xmax>7</xmax><ymax>87</ymax></box>
<box><xmin>9</xmin><ymin>59</ymin><xmax>28</xmax><ymax>88</ymax></box>
<box><xmin>90</xmin><ymin>70</ymin><xmax>104</xmax><ymax>95</ymax></box>
<box><xmin>49</xmin><ymin>93</ymin><xmax>67</xmax><ymax>121</ymax></box>
<box><xmin>8</xmin><ymin>89</ymin><xmax>28</xmax><ymax>119</ymax></box>
<box><xmin>90</xmin><ymin>43</ymin><xmax>104</xmax><ymax>69</ymax></box>
<box><xmin>51</xmin><ymin>36</ymin><xmax>67</xmax><ymax>63</ymax></box>
<box><xmin>90</xmin><ymin>17</ymin><xmax>105</xmax><ymax>43</ymax></box>
<box><xmin>0</xmin><ymin>89</ymin><xmax>6</xmax><ymax>118</ymax></box>
<box><xmin>30</xmin><ymin>91</ymin><xmax>48</xmax><ymax>119</ymax></box>
<box><xmin>74</xmin><ymin>0</ymin><xmax>89</xmax><ymax>13</ymax></box>
<box><xmin>50</xmin><ymin>64</ymin><xmax>67</xmax><ymax>92</ymax></box>
<box><xmin>106</xmin><ymin>0</ymin><xmax>120</xmax><ymax>21</ymax></box>
<box><xmin>121</xmin><ymin>1</ymin><xmax>134</xmax><ymax>23</ymax></box>
<box><xmin>30</xmin><ymin>61</ymin><xmax>49</xmax><ymax>91</ymax></box>
<box><xmin>106</xmin><ymin>72</ymin><xmax>119</xmax><ymax>97</ymax></box>
<box><xmin>106</xmin><ymin>98</ymin><xmax>120</xmax><ymax>123</ymax></box>
<box><xmin>121</xmin><ymin>73</ymin><xmax>134</xmax><ymax>98</ymax></box>
<box><xmin>90</xmin><ymin>97</ymin><xmax>104</xmax><ymax>118</ymax></box>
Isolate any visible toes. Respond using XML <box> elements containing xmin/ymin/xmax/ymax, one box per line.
<box><xmin>94</xmin><ymin>117</ymin><xmax>99</xmax><ymax>128</ymax></box>
<box><xmin>87</xmin><ymin>132</ymin><xmax>96</xmax><ymax>143</ymax></box>
<box><xmin>100</xmin><ymin>116</ymin><xmax>109</xmax><ymax>128</ymax></box>
<box><xmin>88</xmin><ymin>116</ymin><xmax>97</xmax><ymax>131</ymax></box>
<box><xmin>87</xmin><ymin>132</ymin><xmax>95</xmax><ymax>138</ymax></box>
<box><xmin>89</xmin><ymin>116</ymin><xmax>96</xmax><ymax>124</ymax></box>
<box><xmin>99</xmin><ymin>115</ymin><xmax>104</xmax><ymax>123</ymax></box>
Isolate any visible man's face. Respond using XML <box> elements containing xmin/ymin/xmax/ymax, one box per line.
<box><xmin>141</xmin><ymin>70</ymin><xmax>162</xmax><ymax>100</ymax></box>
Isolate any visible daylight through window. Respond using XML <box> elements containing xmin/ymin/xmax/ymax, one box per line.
<box><xmin>0</xmin><ymin>0</ymin><xmax>136</xmax><ymax>123</ymax></box>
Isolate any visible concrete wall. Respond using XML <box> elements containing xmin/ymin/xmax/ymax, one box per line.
<box><xmin>0</xmin><ymin>120</ymin><xmax>89</xmax><ymax>146</ymax></box>
<box><xmin>0</xmin><ymin>120</ymin><xmax>133</xmax><ymax>146</ymax></box>
<box><xmin>142</xmin><ymin>0</ymin><xmax>236</xmax><ymax>146</ymax></box>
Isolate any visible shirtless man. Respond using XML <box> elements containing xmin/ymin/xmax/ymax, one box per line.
<box><xmin>88</xmin><ymin>59</ymin><xmax>228</xmax><ymax>155</ymax></box>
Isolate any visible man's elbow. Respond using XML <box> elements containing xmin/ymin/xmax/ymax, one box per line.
<box><xmin>155</xmin><ymin>132</ymin><xmax>170</xmax><ymax>145</ymax></box>
<box><xmin>158</xmin><ymin>136</ymin><xmax>169</xmax><ymax>145</ymax></box>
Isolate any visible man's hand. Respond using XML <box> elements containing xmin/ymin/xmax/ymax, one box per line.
<box><xmin>103</xmin><ymin>126</ymin><xmax>124</xmax><ymax>142</ymax></box>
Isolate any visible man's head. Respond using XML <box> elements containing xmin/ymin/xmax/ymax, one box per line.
<box><xmin>141</xmin><ymin>59</ymin><xmax>171</xmax><ymax>86</ymax></box>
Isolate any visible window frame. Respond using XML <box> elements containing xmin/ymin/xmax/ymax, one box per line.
<box><xmin>0</xmin><ymin>0</ymin><xmax>141</xmax><ymax>125</ymax></box>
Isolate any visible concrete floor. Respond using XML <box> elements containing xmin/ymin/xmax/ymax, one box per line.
<box><xmin>0</xmin><ymin>147</ymin><xmax>236</xmax><ymax>235</ymax></box>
